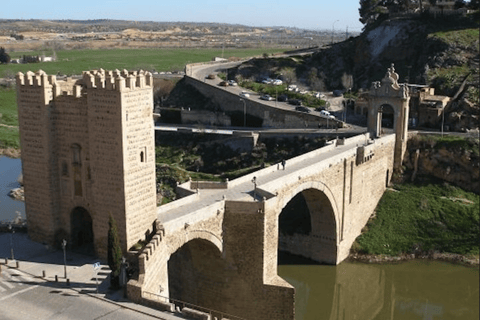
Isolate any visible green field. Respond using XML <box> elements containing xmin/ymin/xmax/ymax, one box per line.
<box><xmin>1</xmin><ymin>48</ymin><xmax>286</xmax><ymax>77</ymax></box>
<box><xmin>354</xmin><ymin>181</ymin><xmax>480</xmax><ymax>257</ymax></box>
<box><xmin>0</xmin><ymin>87</ymin><xmax>19</xmax><ymax>148</ymax></box>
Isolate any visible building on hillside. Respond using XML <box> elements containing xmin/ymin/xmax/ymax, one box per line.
<box><xmin>16</xmin><ymin>69</ymin><xmax>157</xmax><ymax>258</ymax></box>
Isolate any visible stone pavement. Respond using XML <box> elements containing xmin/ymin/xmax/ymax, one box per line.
<box><xmin>0</xmin><ymin>232</ymin><xmax>186</xmax><ymax>320</ymax></box>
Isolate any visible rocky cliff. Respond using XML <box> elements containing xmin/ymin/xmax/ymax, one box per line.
<box><xmin>403</xmin><ymin>134</ymin><xmax>480</xmax><ymax>194</ymax></box>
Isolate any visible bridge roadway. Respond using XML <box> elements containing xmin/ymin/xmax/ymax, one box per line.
<box><xmin>154</xmin><ymin>123</ymin><xmax>368</xmax><ymax>136</ymax></box>
<box><xmin>156</xmin><ymin>134</ymin><xmax>368</xmax><ymax>229</ymax></box>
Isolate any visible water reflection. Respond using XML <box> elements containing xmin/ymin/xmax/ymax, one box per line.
<box><xmin>0</xmin><ymin>156</ymin><xmax>25</xmax><ymax>222</ymax></box>
<box><xmin>278</xmin><ymin>258</ymin><xmax>479</xmax><ymax>320</ymax></box>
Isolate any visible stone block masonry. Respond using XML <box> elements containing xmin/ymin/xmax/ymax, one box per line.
<box><xmin>16</xmin><ymin>69</ymin><xmax>157</xmax><ymax>259</ymax></box>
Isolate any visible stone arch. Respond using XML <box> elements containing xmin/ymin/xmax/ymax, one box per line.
<box><xmin>70</xmin><ymin>206</ymin><xmax>94</xmax><ymax>254</ymax></box>
<box><xmin>276</xmin><ymin>180</ymin><xmax>340</xmax><ymax>264</ymax></box>
<box><xmin>376</xmin><ymin>103</ymin><xmax>396</xmax><ymax>133</ymax></box>
<box><xmin>167</xmin><ymin>229</ymin><xmax>223</xmax><ymax>257</ymax></box>
<box><xmin>168</xmin><ymin>238</ymin><xmax>227</xmax><ymax>313</ymax></box>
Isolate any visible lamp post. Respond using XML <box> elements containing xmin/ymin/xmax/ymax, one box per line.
<box><xmin>331</xmin><ymin>20</ymin><xmax>339</xmax><ymax>44</ymax></box>
<box><xmin>62</xmin><ymin>239</ymin><xmax>67</xmax><ymax>279</ymax></box>
<box><xmin>240</xmin><ymin>98</ymin><xmax>246</xmax><ymax>127</ymax></box>
<box><xmin>8</xmin><ymin>224</ymin><xmax>14</xmax><ymax>260</ymax></box>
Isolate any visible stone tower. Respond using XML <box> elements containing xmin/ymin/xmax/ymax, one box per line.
<box><xmin>16</xmin><ymin>69</ymin><xmax>157</xmax><ymax>258</ymax></box>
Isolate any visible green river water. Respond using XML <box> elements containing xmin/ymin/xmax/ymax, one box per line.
<box><xmin>278</xmin><ymin>260</ymin><xmax>479</xmax><ymax>320</ymax></box>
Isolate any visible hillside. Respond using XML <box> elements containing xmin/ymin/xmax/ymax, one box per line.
<box><xmin>230</xmin><ymin>13</ymin><xmax>479</xmax><ymax>131</ymax></box>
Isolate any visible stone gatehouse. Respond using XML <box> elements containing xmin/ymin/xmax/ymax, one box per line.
<box><xmin>16</xmin><ymin>69</ymin><xmax>157</xmax><ymax>258</ymax></box>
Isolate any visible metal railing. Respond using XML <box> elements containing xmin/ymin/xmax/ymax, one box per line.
<box><xmin>144</xmin><ymin>291</ymin><xmax>247</xmax><ymax>320</ymax></box>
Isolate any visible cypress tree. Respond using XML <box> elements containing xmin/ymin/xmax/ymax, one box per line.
<box><xmin>108</xmin><ymin>214</ymin><xmax>122</xmax><ymax>288</ymax></box>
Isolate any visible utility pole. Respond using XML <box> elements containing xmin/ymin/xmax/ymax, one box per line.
<box><xmin>331</xmin><ymin>20</ymin><xmax>339</xmax><ymax>44</ymax></box>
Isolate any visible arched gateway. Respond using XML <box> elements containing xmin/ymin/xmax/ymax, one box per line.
<box><xmin>366</xmin><ymin>64</ymin><xmax>410</xmax><ymax>169</ymax></box>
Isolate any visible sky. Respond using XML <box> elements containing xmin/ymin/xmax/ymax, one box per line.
<box><xmin>3</xmin><ymin>0</ymin><xmax>365</xmax><ymax>32</ymax></box>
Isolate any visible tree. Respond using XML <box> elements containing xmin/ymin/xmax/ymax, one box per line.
<box><xmin>359</xmin><ymin>0</ymin><xmax>389</xmax><ymax>25</ymax></box>
<box><xmin>0</xmin><ymin>47</ymin><xmax>10</xmax><ymax>64</ymax></box>
<box><xmin>108</xmin><ymin>214</ymin><xmax>123</xmax><ymax>288</ymax></box>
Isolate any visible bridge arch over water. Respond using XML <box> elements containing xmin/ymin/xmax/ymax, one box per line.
<box><xmin>276</xmin><ymin>181</ymin><xmax>339</xmax><ymax>264</ymax></box>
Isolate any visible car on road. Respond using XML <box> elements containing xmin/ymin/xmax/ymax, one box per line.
<box><xmin>219</xmin><ymin>81</ymin><xmax>229</xmax><ymax>87</ymax></box>
<box><xmin>288</xmin><ymin>99</ymin><xmax>302</xmax><ymax>105</ymax></box>
<box><xmin>295</xmin><ymin>106</ymin><xmax>311</xmax><ymax>113</ymax></box>
<box><xmin>277</xmin><ymin>94</ymin><xmax>288</xmax><ymax>102</ymax></box>
<box><xmin>260</xmin><ymin>94</ymin><xmax>274</xmax><ymax>101</ymax></box>
<box><xmin>320</xmin><ymin>110</ymin><xmax>335</xmax><ymax>119</ymax></box>
<box><xmin>206</xmin><ymin>74</ymin><xmax>216</xmax><ymax>79</ymax></box>
<box><xmin>228</xmin><ymin>80</ymin><xmax>238</xmax><ymax>86</ymax></box>
<box><xmin>239</xmin><ymin>91</ymin><xmax>250</xmax><ymax>98</ymax></box>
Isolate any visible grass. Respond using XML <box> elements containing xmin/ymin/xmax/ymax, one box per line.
<box><xmin>355</xmin><ymin>181</ymin><xmax>479</xmax><ymax>256</ymax></box>
<box><xmin>0</xmin><ymin>48</ymin><xmax>286</xmax><ymax>77</ymax></box>
<box><xmin>429</xmin><ymin>28</ymin><xmax>480</xmax><ymax>49</ymax></box>
<box><xmin>0</xmin><ymin>86</ymin><xmax>20</xmax><ymax>148</ymax></box>
<box><xmin>412</xmin><ymin>134</ymin><xmax>479</xmax><ymax>156</ymax></box>
<box><xmin>0</xmin><ymin>87</ymin><xmax>18</xmax><ymax>126</ymax></box>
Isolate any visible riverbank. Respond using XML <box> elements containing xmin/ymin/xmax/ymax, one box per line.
<box><xmin>347</xmin><ymin>251</ymin><xmax>479</xmax><ymax>267</ymax></box>
<box><xmin>0</xmin><ymin>147</ymin><xmax>20</xmax><ymax>158</ymax></box>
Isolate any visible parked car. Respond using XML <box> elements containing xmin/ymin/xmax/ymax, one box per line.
<box><xmin>287</xmin><ymin>85</ymin><xmax>297</xmax><ymax>91</ymax></box>
<box><xmin>333</xmin><ymin>90</ymin><xmax>343</xmax><ymax>97</ymax></box>
<box><xmin>277</xmin><ymin>94</ymin><xmax>288</xmax><ymax>102</ymax></box>
<box><xmin>261</xmin><ymin>78</ymin><xmax>273</xmax><ymax>85</ymax></box>
<box><xmin>219</xmin><ymin>81</ymin><xmax>229</xmax><ymax>87</ymax></box>
<box><xmin>228</xmin><ymin>80</ymin><xmax>238</xmax><ymax>86</ymax></box>
<box><xmin>272</xmin><ymin>79</ymin><xmax>283</xmax><ymax>85</ymax></box>
<box><xmin>260</xmin><ymin>94</ymin><xmax>274</xmax><ymax>101</ymax></box>
<box><xmin>206</xmin><ymin>74</ymin><xmax>216</xmax><ymax>79</ymax></box>
<box><xmin>320</xmin><ymin>110</ymin><xmax>335</xmax><ymax>119</ymax></box>
<box><xmin>295</xmin><ymin>106</ymin><xmax>311</xmax><ymax>113</ymax></box>
<box><xmin>239</xmin><ymin>91</ymin><xmax>250</xmax><ymax>98</ymax></box>
<box><xmin>288</xmin><ymin>99</ymin><xmax>302</xmax><ymax>105</ymax></box>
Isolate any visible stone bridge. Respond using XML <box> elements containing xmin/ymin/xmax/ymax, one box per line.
<box><xmin>126</xmin><ymin>65</ymin><xmax>410</xmax><ymax>320</ymax></box>
<box><xmin>127</xmin><ymin>132</ymin><xmax>399</xmax><ymax>319</ymax></box>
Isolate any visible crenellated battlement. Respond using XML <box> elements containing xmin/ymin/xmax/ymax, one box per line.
<box><xmin>83</xmin><ymin>68</ymin><xmax>153</xmax><ymax>91</ymax></box>
<box><xmin>16</xmin><ymin>70</ymin><xmax>57</xmax><ymax>88</ymax></box>
<box><xmin>16</xmin><ymin>69</ymin><xmax>153</xmax><ymax>98</ymax></box>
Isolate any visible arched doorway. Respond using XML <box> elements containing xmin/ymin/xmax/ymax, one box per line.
<box><xmin>378</xmin><ymin>104</ymin><xmax>395</xmax><ymax>134</ymax></box>
<box><xmin>70</xmin><ymin>207</ymin><xmax>94</xmax><ymax>255</ymax></box>
<box><xmin>278</xmin><ymin>188</ymin><xmax>337</xmax><ymax>265</ymax></box>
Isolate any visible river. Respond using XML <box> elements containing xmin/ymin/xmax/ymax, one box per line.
<box><xmin>0</xmin><ymin>156</ymin><xmax>25</xmax><ymax>223</ymax></box>
<box><xmin>278</xmin><ymin>258</ymin><xmax>479</xmax><ymax>320</ymax></box>
<box><xmin>1</xmin><ymin>156</ymin><xmax>478</xmax><ymax>319</ymax></box>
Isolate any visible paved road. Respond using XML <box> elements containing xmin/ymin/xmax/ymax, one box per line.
<box><xmin>0</xmin><ymin>232</ymin><xmax>186</xmax><ymax>320</ymax></box>
<box><xmin>158</xmin><ymin>134</ymin><xmax>369</xmax><ymax>227</ymax></box>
